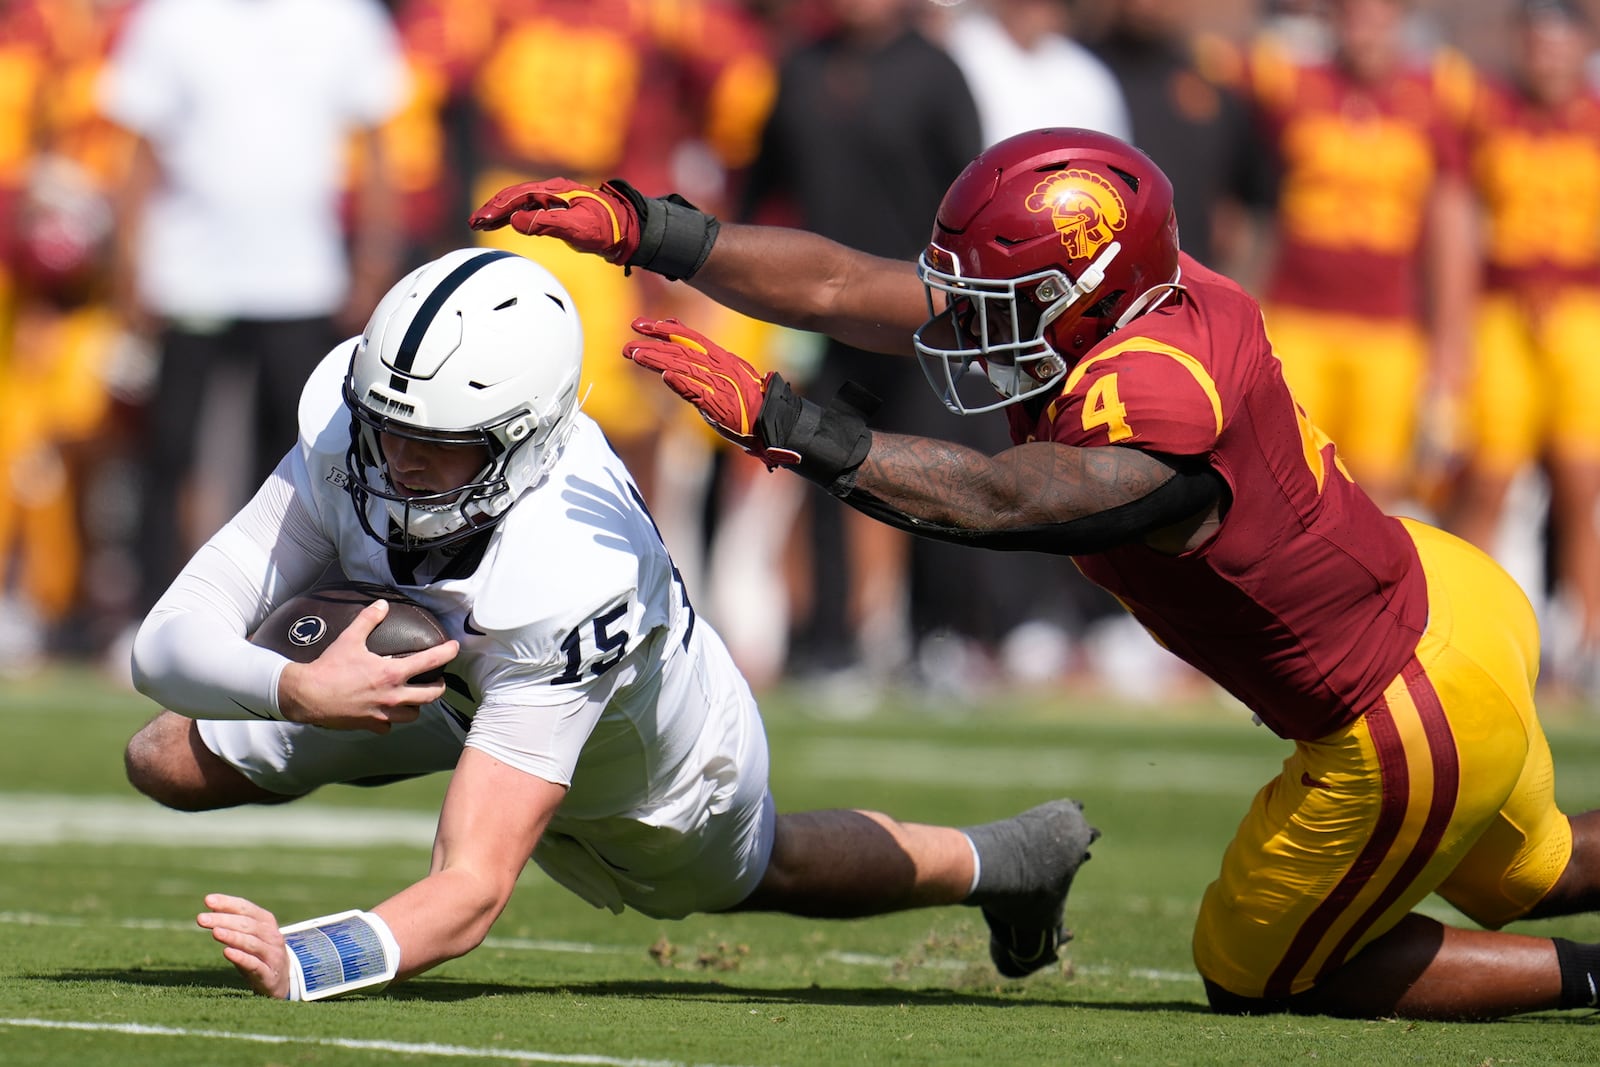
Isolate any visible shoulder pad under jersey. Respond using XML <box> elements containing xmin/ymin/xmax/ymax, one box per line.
<box><xmin>299</xmin><ymin>338</ymin><xmax>361</xmax><ymax>464</ymax></box>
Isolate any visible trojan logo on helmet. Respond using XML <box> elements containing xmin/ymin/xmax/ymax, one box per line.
<box><xmin>1026</xmin><ymin>170</ymin><xmax>1128</xmax><ymax>262</ymax></box>
<box><xmin>924</xmin><ymin>242</ymin><xmax>959</xmax><ymax>277</ymax></box>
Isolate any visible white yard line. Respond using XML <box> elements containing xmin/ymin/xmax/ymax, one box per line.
<box><xmin>0</xmin><ymin>1018</ymin><xmax>762</xmax><ymax>1067</ymax></box>
<box><xmin>0</xmin><ymin>793</ymin><xmax>437</xmax><ymax>847</ymax></box>
<box><xmin>0</xmin><ymin>911</ymin><xmax>632</xmax><ymax>955</ymax></box>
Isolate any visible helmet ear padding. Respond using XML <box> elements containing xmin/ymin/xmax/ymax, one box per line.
<box><xmin>343</xmin><ymin>249</ymin><xmax>585</xmax><ymax>551</ymax></box>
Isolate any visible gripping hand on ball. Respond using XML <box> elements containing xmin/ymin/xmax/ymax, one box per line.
<box><xmin>276</xmin><ymin>599</ymin><xmax>457</xmax><ymax>734</ymax></box>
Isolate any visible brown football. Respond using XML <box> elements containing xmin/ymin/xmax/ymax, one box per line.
<box><xmin>248</xmin><ymin>581</ymin><xmax>449</xmax><ymax>682</ymax></box>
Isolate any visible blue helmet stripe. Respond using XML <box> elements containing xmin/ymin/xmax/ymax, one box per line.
<box><xmin>389</xmin><ymin>250</ymin><xmax>516</xmax><ymax>391</ymax></box>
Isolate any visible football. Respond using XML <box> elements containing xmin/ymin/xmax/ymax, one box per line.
<box><xmin>248</xmin><ymin>581</ymin><xmax>450</xmax><ymax>682</ymax></box>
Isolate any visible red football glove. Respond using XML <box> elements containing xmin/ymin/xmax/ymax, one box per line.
<box><xmin>468</xmin><ymin>178</ymin><xmax>641</xmax><ymax>265</ymax></box>
<box><xmin>623</xmin><ymin>318</ymin><xmax>799</xmax><ymax>467</ymax></box>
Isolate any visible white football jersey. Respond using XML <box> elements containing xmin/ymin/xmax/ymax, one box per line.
<box><xmin>137</xmin><ymin>346</ymin><xmax>761</xmax><ymax>841</ymax></box>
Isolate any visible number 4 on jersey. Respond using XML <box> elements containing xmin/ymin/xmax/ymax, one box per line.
<box><xmin>1081</xmin><ymin>372</ymin><xmax>1132</xmax><ymax>442</ymax></box>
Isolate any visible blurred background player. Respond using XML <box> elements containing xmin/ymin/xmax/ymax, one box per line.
<box><xmin>0</xmin><ymin>0</ymin><xmax>134</xmax><ymax>672</ymax></box>
<box><xmin>921</xmin><ymin>0</ymin><xmax>1143</xmax><ymax>698</ymax></box>
<box><xmin>935</xmin><ymin>0</ymin><xmax>1131</xmax><ymax>148</ymax></box>
<box><xmin>1245</xmin><ymin>0</ymin><xmax>1477</xmax><ymax>513</ymax></box>
<box><xmin>394</xmin><ymin>0</ymin><xmax>777</xmax><ymax>515</ymax></box>
<box><xmin>738</xmin><ymin>0</ymin><xmax>986</xmax><ymax>695</ymax></box>
<box><xmin>96</xmin><ymin>0</ymin><xmax>409</xmax><ymax>673</ymax></box>
<box><xmin>1088</xmin><ymin>0</ymin><xmax>1277</xmax><ymax>279</ymax></box>
<box><xmin>1448</xmin><ymin>0</ymin><xmax>1600</xmax><ymax>700</ymax></box>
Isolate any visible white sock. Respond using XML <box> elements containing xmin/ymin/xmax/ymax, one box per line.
<box><xmin>963</xmin><ymin>831</ymin><xmax>982</xmax><ymax>898</ymax></box>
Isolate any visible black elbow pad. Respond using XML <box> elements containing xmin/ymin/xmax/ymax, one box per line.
<box><xmin>1032</xmin><ymin>459</ymin><xmax>1225</xmax><ymax>554</ymax></box>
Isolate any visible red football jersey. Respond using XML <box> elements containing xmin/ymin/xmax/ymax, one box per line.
<box><xmin>1470</xmin><ymin>76</ymin><xmax>1600</xmax><ymax>295</ymax></box>
<box><xmin>400</xmin><ymin>0</ymin><xmax>774</xmax><ymax>192</ymax></box>
<box><xmin>1250</xmin><ymin>48</ymin><xmax>1473</xmax><ymax>320</ymax></box>
<box><xmin>1003</xmin><ymin>254</ymin><xmax>1429</xmax><ymax>740</ymax></box>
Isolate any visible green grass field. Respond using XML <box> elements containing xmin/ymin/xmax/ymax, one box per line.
<box><xmin>3</xmin><ymin>667</ymin><xmax>1599</xmax><ymax>1066</ymax></box>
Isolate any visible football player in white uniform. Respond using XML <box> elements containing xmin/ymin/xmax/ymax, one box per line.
<box><xmin>125</xmin><ymin>249</ymin><xmax>1097</xmax><ymax>1000</ymax></box>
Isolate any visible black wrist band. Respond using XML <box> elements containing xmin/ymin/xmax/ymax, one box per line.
<box><xmin>757</xmin><ymin>374</ymin><xmax>877</xmax><ymax>490</ymax></box>
<box><xmin>604</xmin><ymin>179</ymin><xmax>721</xmax><ymax>281</ymax></box>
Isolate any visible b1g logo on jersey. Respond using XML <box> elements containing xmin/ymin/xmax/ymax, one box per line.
<box><xmin>325</xmin><ymin>466</ymin><xmax>349</xmax><ymax>490</ymax></box>
<box><xmin>1026</xmin><ymin>170</ymin><xmax>1127</xmax><ymax>261</ymax></box>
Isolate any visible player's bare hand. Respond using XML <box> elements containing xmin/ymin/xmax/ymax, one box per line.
<box><xmin>197</xmin><ymin>893</ymin><xmax>290</xmax><ymax>999</ymax></box>
<box><xmin>468</xmin><ymin>178</ymin><xmax>641</xmax><ymax>265</ymax></box>
<box><xmin>277</xmin><ymin>599</ymin><xmax>457</xmax><ymax>733</ymax></box>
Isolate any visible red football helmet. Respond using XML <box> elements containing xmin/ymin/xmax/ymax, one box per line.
<box><xmin>914</xmin><ymin>128</ymin><xmax>1182</xmax><ymax>414</ymax></box>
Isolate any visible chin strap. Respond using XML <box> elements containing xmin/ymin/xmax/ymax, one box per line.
<box><xmin>1113</xmin><ymin>267</ymin><xmax>1186</xmax><ymax>331</ymax></box>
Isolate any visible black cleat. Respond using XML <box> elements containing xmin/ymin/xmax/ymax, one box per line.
<box><xmin>983</xmin><ymin>906</ymin><xmax>1074</xmax><ymax>978</ymax></box>
<box><xmin>967</xmin><ymin>799</ymin><xmax>1099</xmax><ymax>978</ymax></box>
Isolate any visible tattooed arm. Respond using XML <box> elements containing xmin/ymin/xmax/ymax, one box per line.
<box><xmin>837</xmin><ymin>434</ymin><xmax>1227</xmax><ymax>556</ymax></box>
<box><xmin>617</xmin><ymin>322</ymin><xmax>1225</xmax><ymax>556</ymax></box>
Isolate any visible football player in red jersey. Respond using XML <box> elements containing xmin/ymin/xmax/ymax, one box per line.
<box><xmin>0</xmin><ymin>0</ymin><xmax>136</xmax><ymax>667</ymax></box>
<box><xmin>1449</xmin><ymin>0</ymin><xmax>1600</xmax><ymax>698</ymax></box>
<box><xmin>471</xmin><ymin>127</ymin><xmax>1600</xmax><ymax>1020</ymax></box>
<box><xmin>1244</xmin><ymin>0</ymin><xmax>1478</xmax><ymax>513</ymax></box>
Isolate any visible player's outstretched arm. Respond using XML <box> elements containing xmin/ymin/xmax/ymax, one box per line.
<box><xmin>276</xmin><ymin>599</ymin><xmax>458</xmax><ymax>734</ymax></box>
<box><xmin>197</xmin><ymin>750</ymin><xmax>564</xmax><ymax>1000</ymax></box>
<box><xmin>371</xmin><ymin>749</ymin><xmax>567</xmax><ymax>981</ymax></box>
<box><xmin>689</xmin><ymin>223</ymin><xmax>927</xmax><ymax>356</ymax></box>
<box><xmin>469</xmin><ymin>178</ymin><xmax>927</xmax><ymax>355</ymax></box>
<box><xmin>842</xmin><ymin>433</ymin><xmax>1227</xmax><ymax>556</ymax></box>
<box><xmin>621</xmin><ymin>317</ymin><xmax>1225</xmax><ymax>554</ymax></box>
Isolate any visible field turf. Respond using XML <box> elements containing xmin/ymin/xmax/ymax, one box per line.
<box><xmin>3</xmin><ymin>667</ymin><xmax>1598</xmax><ymax>1065</ymax></box>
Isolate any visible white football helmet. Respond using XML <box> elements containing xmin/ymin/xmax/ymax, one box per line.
<box><xmin>343</xmin><ymin>248</ymin><xmax>584</xmax><ymax>550</ymax></box>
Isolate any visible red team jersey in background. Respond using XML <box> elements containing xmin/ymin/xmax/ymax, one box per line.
<box><xmin>400</xmin><ymin>0</ymin><xmax>772</xmax><ymax>192</ymax></box>
<box><xmin>1250</xmin><ymin>50</ymin><xmax>1473</xmax><ymax>321</ymax></box>
<box><xmin>1470</xmin><ymin>76</ymin><xmax>1600</xmax><ymax>296</ymax></box>
<box><xmin>0</xmin><ymin>1</ymin><xmax>58</xmax><ymax>262</ymax></box>
<box><xmin>1004</xmin><ymin>254</ymin><xmax>1430</xmax><ymax>740</ymax></box>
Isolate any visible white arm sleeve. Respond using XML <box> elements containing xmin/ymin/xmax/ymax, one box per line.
<box><xmin>130</xmin><ymin>455</ymin><xmax>337</xmax><ymax>719</ymax></box>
